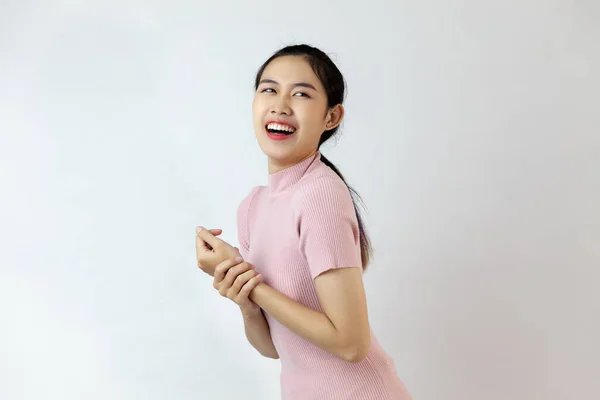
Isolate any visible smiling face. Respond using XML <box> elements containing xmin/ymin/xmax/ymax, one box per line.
<box><xmin>252</xmin><ymin>55</ymin><xmax>344</xmax><ymax>172</ymax></box>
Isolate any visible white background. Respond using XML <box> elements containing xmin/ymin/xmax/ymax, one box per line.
<box><xmin>1</xmin><ymin>1</ymin><xmax>598</xmax><ymax>399</ymax></box>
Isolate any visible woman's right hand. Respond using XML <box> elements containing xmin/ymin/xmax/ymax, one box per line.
<box><xmin>213</xmin><ymin>257</ymin><xmax>263</xmax><ymax>314</ymax></box>
<box><xmin>196</xmin><ymin>227</ymin><xmax>241</xmax><ymax>277</ymax></box>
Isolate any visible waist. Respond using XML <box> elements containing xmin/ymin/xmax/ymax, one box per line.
<box><xmin>279</xmin><ymin>353</ymin><xmax>409</xmax><ymax>400</ymax></box>
<box><xmin>270</xmin><ymin>322</ymin><xmax>396</xmax><ymax>377</ymax></box>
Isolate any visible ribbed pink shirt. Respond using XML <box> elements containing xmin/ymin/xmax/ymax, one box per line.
<box><xmin>237</xmin><ymin>151</ymin><xmax>412</xmax><ymax>400</ymax></box>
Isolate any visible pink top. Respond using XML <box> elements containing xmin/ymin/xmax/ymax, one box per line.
<box><xmin>237</xmin><ymin>151</ymin><xmax>412</xmax><ymax>400</ymax></box>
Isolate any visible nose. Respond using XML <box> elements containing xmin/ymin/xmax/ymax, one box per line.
<box><xmin>270</xmin><ymin>96</ymin><xmax>291</xmax><ymax>116</ymax></box>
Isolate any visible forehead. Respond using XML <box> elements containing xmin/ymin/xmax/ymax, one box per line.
<box><xmin>261</xmin><ymin>55</ymin><xmax>322</xmax><ymax>88</ymax></box>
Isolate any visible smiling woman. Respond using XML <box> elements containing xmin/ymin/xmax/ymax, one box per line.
<box><xmin>195</xmin><ymin>44</ymin><xmax>412</xmax><ymax>400</ymax></box>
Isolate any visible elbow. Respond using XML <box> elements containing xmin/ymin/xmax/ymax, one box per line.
<box><xmin>261</xmin><ymin>350</ymin><xmax>280</xmax><ymax>360</ymax></box>
<box><xmin>340</xmin><ymin>340</ymin><xmax>371</xmax><ymax>363</ymax></box>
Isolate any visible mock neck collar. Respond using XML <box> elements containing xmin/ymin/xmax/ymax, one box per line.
<box><xmin>267</xmin><ymin>151</ymin><xmax>321</xmax><ymax>196</ymax></box>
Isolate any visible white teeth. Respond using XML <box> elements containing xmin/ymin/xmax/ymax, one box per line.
<box><xmin>267</xmin><ymin>123</ymin><xmax>296</xmax><ymax>133</ymax></box>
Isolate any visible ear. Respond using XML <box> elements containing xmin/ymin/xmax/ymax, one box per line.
<box><xmin>324</xmin><ymin>104</ymin><xmax>344</xmax><ymax>131</ymax></box>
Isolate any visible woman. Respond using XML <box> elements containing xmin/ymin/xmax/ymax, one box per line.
<box><xmin>196</xmin><ymin>44</ymin><xmax>412</xmax><ymax>400</ymax></box>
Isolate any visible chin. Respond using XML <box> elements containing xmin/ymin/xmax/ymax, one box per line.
<box><xmin>256</xmin><ymin>134</ymin><xmax>293</xmax><ymax>157</ymax></box>
<box><xmin>258</xmin><ymin>142</ymin><xmax>294</xmax><ymax>161</ymax></box>
<box><xmin>255</xmin><ymin>129</ymin><xmax>315</xmax><ymax>168</ymax></box>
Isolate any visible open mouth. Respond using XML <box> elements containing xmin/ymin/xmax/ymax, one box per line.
<box><xmin>265</xmin><ymin>122</ymin><xmax>297</xmax><ymax>136</ymax></box>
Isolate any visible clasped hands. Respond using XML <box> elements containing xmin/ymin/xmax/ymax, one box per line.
<box><xmin>195</xmin><ymin>226</ymin><xmax>263</xmax><ymax>313</ymax></box>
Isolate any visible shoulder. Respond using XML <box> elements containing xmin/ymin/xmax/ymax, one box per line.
<box><xmin>292</xmin><ymin>170</ymin><xmax>353</xmax><ymax>215</ymax></box>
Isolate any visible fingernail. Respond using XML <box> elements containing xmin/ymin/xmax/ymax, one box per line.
<box><xmin>196</xmin><ymin>226</ymin><xmax>203</xmax><ymax>233</ymax></box>
<box><xmin>235</xmin><ymin>256</ymin><xmax>243</xmax><ymax>262</ymax></box>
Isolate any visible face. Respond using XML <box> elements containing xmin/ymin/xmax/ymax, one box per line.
<box><xmin>252</xmin><ymin>55</ymin><xmax>343</xmax><ymax>172</ymax></box>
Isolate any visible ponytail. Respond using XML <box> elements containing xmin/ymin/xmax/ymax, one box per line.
<box><xmin>319</xmin><ymin>154</ymin><xmax>373</xmax><ymax>270</ymax></box>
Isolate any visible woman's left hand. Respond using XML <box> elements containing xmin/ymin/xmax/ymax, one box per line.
<box><xmin>213</xmin><ymin>257</ymin><xmax>263</xmax><ymax>312</ymax></box>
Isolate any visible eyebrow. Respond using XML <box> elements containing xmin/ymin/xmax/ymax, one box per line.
<box><xmin>258</xmin><ymin>79</ymin><xmax>318</xmax><ymax>91</ymax></box>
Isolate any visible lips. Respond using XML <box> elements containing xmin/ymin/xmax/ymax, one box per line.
<box><xmin>264</xmin><ymin>120</ymin><xmax>296</xmax><ymax>141</ymax></box>
<box><xmin>265</xmin><ymin>121</ymin><xmax>297</xmax><ymax>135</ymax></box>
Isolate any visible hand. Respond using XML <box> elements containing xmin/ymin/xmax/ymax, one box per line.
<box><xmin>195</xmin><ymin>226</ymin><xmax>241</xmax><ymax>277</ymax></box>
<box><xmin>213</xmin><ymin>257</ymin><xmax>263</xmax><ymax>313</ymax></box>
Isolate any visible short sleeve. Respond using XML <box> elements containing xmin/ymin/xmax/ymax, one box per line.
<box><xmin>294</xmin><ymin>177</ymin><xmax>363</xmax><ymax>279</ymax></box>
<box><xmin>236</xmin><ymin>186</ymin><xmax>261</xmax><ymax>260</ymax></box>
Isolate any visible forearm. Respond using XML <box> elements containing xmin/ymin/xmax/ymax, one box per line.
<box><xmin>249</xmin><ymin>283</ymin><xmax>355</xmax><ymax>361</ymax></box>
<box><xmin>241</xmin><ymin>307</ymin><xmax>279</xmax><ymax>359</ymax></box>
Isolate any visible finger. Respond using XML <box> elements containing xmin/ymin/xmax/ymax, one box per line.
<box><xmin>196</xmin><ymin>234</ymin><xmax>216</xmax><ymax>257</ymax></box>
<box><xmin>196</xmin><ymin>229</ymin><xmax>222</xmax><ymax>252</ymax></box>
<box><xmin>214</xmin><ymin>258</ymin><xmax>238</xmax><ymax>285</ymax></box>
<box><xmin>196</xmin><ymin>227</ymin><xmax>222</xmax><ymax>235</ymax></box>
<box><xmin>237</xmin><ymin>274</ymin><xmax>263</xmax><ymax>302</ymax></box>
<box><xmin>223</xmin><ymin>262</ymin><xmax>252</xmax><ymax>288</ymax></box>
<box><xmin>223</xmin><ymin>262</ymin><xmax>252</xmax><ymax>290</ymax></box>
<box><xmin>196</xmin><ymin>231</ymin><xmax>214</xmax><ymax>251</ymax></box>
<box><xmin>214</xmin><ymin>256</ymin><xmax>244</xmax><ymax>283</ymax></box>
<box><xmin>196</xmin><ymin>235</ymin><xmax>208</xmax><ymax>258</ymax></box>
<box><xmin>218</xmin><ymin>265</ymin><xmax>252</xmax><ymax>297</ymax></box>
<box><xmin>228</xmin><ymin>269</ymin><xmax>259</xmax><ymax>299</ymax></box>
<box><xmin>230</xmin><ymin>268</ymin><xmax>258</xmax><ymax>294</ymax></box>
<box><xmin>196</xmin><ymin>226</ymin><xmax>223</xmax><ymax>249</ymax></box>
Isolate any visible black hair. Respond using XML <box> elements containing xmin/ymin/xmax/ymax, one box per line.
<box><xmin>254</xmin><ymin>44</ymin><xmax>373</xmax><ymax>269</ymax></box>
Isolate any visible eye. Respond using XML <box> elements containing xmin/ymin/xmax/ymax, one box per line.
<box><xmin>261</xmin><ymin>88</ymin><xmax>276</xmax><ymax>93</ymax></box>
<box><xmin>293</xmin><ymin>92</ymin><xmax>309</xmax><ymax>98</ymax></box>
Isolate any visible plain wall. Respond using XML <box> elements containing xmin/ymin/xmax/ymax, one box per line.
<box><xmin>1</xmin><ymin>1</ymin><xmax>598</xmax><ymax>399</ymax></box>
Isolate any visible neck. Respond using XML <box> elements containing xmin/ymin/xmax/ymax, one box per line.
<box><xmin>268</xmin><ymin>150</ymin><xmax>318</xmax><ymax>174</ymax></box>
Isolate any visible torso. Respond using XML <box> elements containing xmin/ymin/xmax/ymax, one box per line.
<box><xmin>239</xmin><ymin>152</ymin><xmax>412</xmax><ymax>399</ymax></box>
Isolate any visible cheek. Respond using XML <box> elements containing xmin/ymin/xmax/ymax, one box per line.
<box><xmin>298</xmin><ymin>104</ymin><xmax>327</xmax><ymax>133</ymax></box>
<box><xmin>252</xmin><ymin>95</ymin><xmax>261</xmax><ymax>111</ymax></box>
<box><xmin>253</xmin><ymin>95</ymin><xmax>269</xmax><ymax>108</ymax></box>
<box><xmin>252</xmin><ymin>100</ymin><xmax>266</xmax><ymax>138</ymax></box>
<box><xmin>253</xmin><ymin>99</ymin><xmax>269</xmax><ymax>122</ymax></box>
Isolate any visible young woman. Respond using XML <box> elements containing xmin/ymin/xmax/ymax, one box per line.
<box><xmin>196</xmin><ymin>44</ymin><xmax>412</xmax><ymax>400</ymax></box>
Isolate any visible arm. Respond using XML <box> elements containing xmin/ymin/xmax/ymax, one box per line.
<box><xmin>234</xmin><ymin>187</ymin><xmax>280</xmax><ymax>358</ymax></box>
<box><xmin>249</xmin><ymin>266</ymin><xmax>370</xmax><ymax>363</ymax></box>
<box><xmin>240</xmin><ymin>306</ymin><xmax>279</xmax><ymax>359</ymax></box>
<box><xmin>208</xmin><ymin>255</ymin><xmax>279</xmax><ymax>360</ymax></box>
